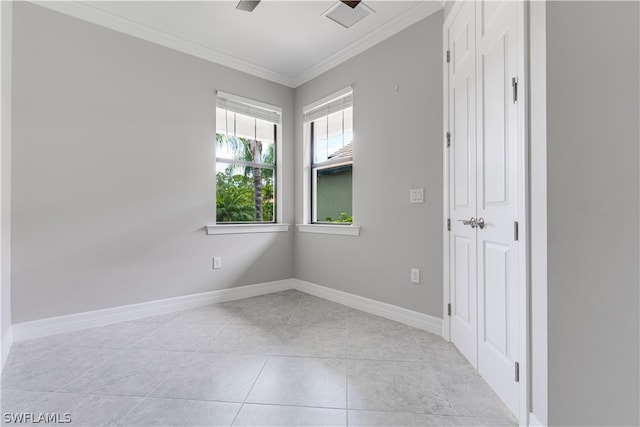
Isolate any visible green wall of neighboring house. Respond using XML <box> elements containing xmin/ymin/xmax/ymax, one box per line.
<box><xmin>317</xmin><ymin>169</ymin><xmax>352</xmax><ymax>222</ymax></box>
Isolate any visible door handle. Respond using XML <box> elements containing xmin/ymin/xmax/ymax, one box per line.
<box><xmin>457</xmin><ymin>217</ymin><xmax>486</xmax><ymax>229</ymax></box>
<box><xmin>458</xmin><ymin>217</ymin><xmax>477</xmax><ymax>228</ymax></box>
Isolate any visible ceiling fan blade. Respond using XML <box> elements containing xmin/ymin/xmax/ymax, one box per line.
<box><xmin>236</xmin><ymin>0</ymin><xmax>261</xmax><ymax>12</ymax></box>
<box><xmin>340</xmin><ymin>1</ymin><xmax>361</xmax><ymax>9</ymax></box>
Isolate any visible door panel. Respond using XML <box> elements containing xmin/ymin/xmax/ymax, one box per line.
<box><xmin>483</xmin><ymin>241</ymin><xmax>510</xmax><ymax>356</ymax></box>
<box><xmin>448</xmin><ymin>0</ymin><xmax>477</xmax><ymax>368</ymax></box>
<box><xmin>454</xmin><ymin>236</ymin><xmax>472</xmax><ymax>324</ymax></box>
<box><xmin>453</xmin><ymin>81</ymin><xmax>471</xmax><ymax>209</ymax></box>
<box><xmin>482</xmin><ymin>35</ymin><xmax>508</xmax><ymax>207</ymax></box>
<box><xmin>476</xmin><ymin>0</ymin><xmax>519</xmax><ymax>415</ymax></box>
<box><xmin>452</xmin><ymin>235</ymin><xmax>475</xmax><ymax>363</ymax></box>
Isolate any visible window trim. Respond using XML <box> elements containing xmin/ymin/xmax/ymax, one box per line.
<box><xmin>207</xmin><ymin>223</ymin><xmax>290</xmax><ymax>235</ymax></box>
<box><xmin>209</xmin><ymin>91</ymin><xmax>284</xmax><ymax>231</ymax></box>
<box><xmin>297</xmin><ymin>224</ymin><xmax>360</xmax><ymax>236</ymax></box>
<box><xmin>300</xmin><ymin>87</ymin><xmax>358</xmax><ymax>235</ymax></box>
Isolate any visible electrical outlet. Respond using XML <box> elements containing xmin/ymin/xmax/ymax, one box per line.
<box><xmin>411</xmin><ymin>268</ymin><xmax>420</xmax><ymax>284</ymax></box>
<box><xmin>213</xmin><ymin>257</ymin><xmax>222</xmax><ymax>269</ymax></box>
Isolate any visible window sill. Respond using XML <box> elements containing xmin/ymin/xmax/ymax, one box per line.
<box><xmin>297</xmin><ymin>224</ymin><xmax>361</xmax><ymax>236</ymax></box>
<box><xmin>206</xmin><ymin>224</ymin><xmax>290</xmax><ymax>235</ymax></box>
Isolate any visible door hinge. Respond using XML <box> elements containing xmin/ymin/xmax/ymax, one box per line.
<box><xmin>515</xmin><ymin>361</ymin><xmax>520</xmax><ymax>382</ymax></box>
<box><xmin>447</xmin><ymin>218</ymin><xmax>451</xmax><ymax>231</ymax></box>
<box><xmin>446</xmin><ymin>50</ymin><xmax>450</xmax><ymax>63</ymax></box>
<box><xmin>446</xmin><ymin>131</ymin><xmax>451</xmax><ymax>147</ymax></box>
<box><xmin>514</xmin><ymin>221</ymin><xmax>519</xmax><ymax>241</ymax></box>
<box><xmin>512</xmin><ymin>77</ymin><xmax>518</xmax><ymax>103</ymax></box>
<box><xmin>447</xmin><ymin>303</ymin><xmax>451</xmax><ymax>316</ymax></box>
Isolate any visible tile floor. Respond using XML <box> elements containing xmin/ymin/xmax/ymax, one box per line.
<box><xmin>0</xmin><ymin>290</ymin><xmax>517</xmax><ymax>426</ymax></box>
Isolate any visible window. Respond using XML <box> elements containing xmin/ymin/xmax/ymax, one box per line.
<box><xmin>215</xmin><ymin>92</ymin><xmax>281</xmax><ymax>224</ymax></box>
<box><xmin>304</xmin><ymin>88</ymin><xmax>353</xmax><ymax>224</ymax></box>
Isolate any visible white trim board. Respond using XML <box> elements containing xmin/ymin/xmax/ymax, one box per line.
<box><xmin>297</xmin><ymin>224</ymin><xmax>360</xmax><ymax>236</ymax></box>
<box><xmin>206</xmin><ymin>224</ymin><xmax>290</xmax><ymax>235</ymax></box>
<box><xmin>12</xmin><ymin>278</ymin><xmax>443</xmax><ymax>342</ymax></box>
<box><xmin>30</xmin><ymin>1</ymin><xmax>442</xmax><ymax>88</ymax></box>
<box><xmin>294</xmin><ymin>279</ymin><xmax>442</xmax><ymax>335</ymax></box>
<box><xmin>12</xmin><ymin>279</ymin><xmax>295</xmax><ymax>342</ymax></box>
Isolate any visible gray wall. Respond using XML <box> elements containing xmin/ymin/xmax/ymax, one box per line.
<box><xmin>294</xmin><ymin>11</ymin><xmax>444</xmax><ymax>317</ymax></box>
<box><xmin>1</xmin><ymin>0</ymin><xmax>12</xmax><ymax>365</ymax></box>
<box><xmin>12</xmin><ymin>2</ymin><xmax>295</xmax><ymax>323</ymax></box>
<box><xmin>546</xmin><ymin>2</ymin><xmax>639</xmax><ymax>424</ymax></box>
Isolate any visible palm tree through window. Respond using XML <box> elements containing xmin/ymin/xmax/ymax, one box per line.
<box><xmin>215</xmin><ymin>95</ymin><xmax>279</xmax><ymax>223</ymax></box>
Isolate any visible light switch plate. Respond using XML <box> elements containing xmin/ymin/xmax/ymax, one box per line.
<box><xmin>411</xmin><ymin>268</ymin><xmax>420</xmax><ymax>284</ymax></box>
<box><xmin>410</xmin><ymin>188</ymin><xmax>424</xmax><ymax>204</ymax></box>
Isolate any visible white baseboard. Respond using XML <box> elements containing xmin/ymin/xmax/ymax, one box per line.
<box><xmin>11</xmin><ymin>277</ymin><xmax>443</xmax><ymax>342</ymax></box>
<box><xmin>528</xmin><ymin>413</ymin><xmax>546</xmax><ymax>427</ymax></box>
<box><xmin>12</xmin><ymin>279</ymin><xmax>295</xmax><ymax>342</ymax></box>
<box><xmin>292</xmin><ymin>279</ymin><xmax>443</xmax><ymax>335</ymax></box>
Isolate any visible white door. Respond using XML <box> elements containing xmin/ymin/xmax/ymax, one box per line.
<box><xmin>475</xmin><ymin>0</ymin><xmax>519</xmax><ymax>415</ymax></box>
<box><xmin>448</xmin><ymin>0</ymin><xmax>477</xmax><ymax>368</ymax></box>
<box><xmin>446</xmin><ymin>0</ymin><xmax>520</xmax><ymax>416</ymax></box>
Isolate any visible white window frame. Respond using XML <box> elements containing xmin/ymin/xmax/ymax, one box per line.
<box><xmin>298</xmin><ymin>87</ymin><xmax>360</xmax><ymax>236</ymax></box>
<box><xmin>208</xmin><ymin>91</ymin><xmax>289</xmax><ymax>235</ymax></box>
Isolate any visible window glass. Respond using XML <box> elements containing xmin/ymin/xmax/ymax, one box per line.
<box><xmin>215</xmin><ymin>105</ymin><xmax>277</xmax><ymax>223</ymax></box>
<box><xmin>313</xmin><ymin>116</ymin><xmax>328</xmax><ymax>164</ymax></box>
<box><xmin>310</xmin><ymin>105</ymin><xmax>353</xmax><ymax>223</ymax></box>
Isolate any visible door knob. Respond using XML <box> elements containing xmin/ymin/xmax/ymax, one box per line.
<box><xmin>458</xmin><ymin>217</ymin><xmax>477</xmax><ymax>228</ymax></box>
<box><xmin>457</xmin><ymin>217</ymin><xmax>485</xmax><ymax>229</ymax></box>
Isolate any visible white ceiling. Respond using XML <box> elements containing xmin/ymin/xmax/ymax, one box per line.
<box><xmin>36</xmin><ymin>1</ymin><xmax>443</xmax><ymax>87</ymax></box>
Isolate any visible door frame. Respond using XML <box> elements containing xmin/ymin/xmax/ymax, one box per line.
<box><xmin>442</xmin><ymin>1</ymin><xmax>530</xmax><ymax>424</ymax></box>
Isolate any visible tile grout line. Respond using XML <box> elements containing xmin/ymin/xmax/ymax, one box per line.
<box><xmin>48</xmin><ymin>348</ymin><xmax>125</xmax><ymax>395</ymax></box>
<box><xmin>344</xmin><ymin>406</ymin><xmax>516</xmax><ymax>423</ymax></box>
<box><xmin>239</xmin><ymin>355</ymin><xmax>271</xmax><ymax>402</ymax></box>
<box><xmin>111</xmin><ymin>394</ymin><xmax>148</xmax><ymax>426</ymax></box>
<box><xmin>113</xmin><ymin>350</ymin><xmax>203</xmax><ymax>426</ymax></box>
<box><xmin>230</xmin><ymin>403</ymin><xmax>245</xmax><ymax>427</ymax></box>
<box><xmin>193</xmin><ymin>313</ymin><xmax>237</xmax><ymax>353</ymax></box>
<box><xmin>230</xmin><ymin>352</ymin><xmax>273</xmax><ymax>426</ymax></box>
<box><xmin>407</xmin><ymin>325</ymin><xmax>430</xmax><ymax>362</ymax></box>
<box><xmin>345</xmin><ymin>310</ymin><xmax>350</xmax><ymax>427</ymax></box>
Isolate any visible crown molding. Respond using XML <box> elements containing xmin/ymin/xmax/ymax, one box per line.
<box><xmin>31</xmin><ymin>1</ymin><xmax>297</xmax><ymax>88</ymax></box>
<box><xmin>30</xmin><ymin>1</ymin><xmax>443</xmax><ymax>89</ymax></box>
<box><xmin>292</xmin><ymin>1</ymin><xmax>443</xmax><ymax>87</ymax></box>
